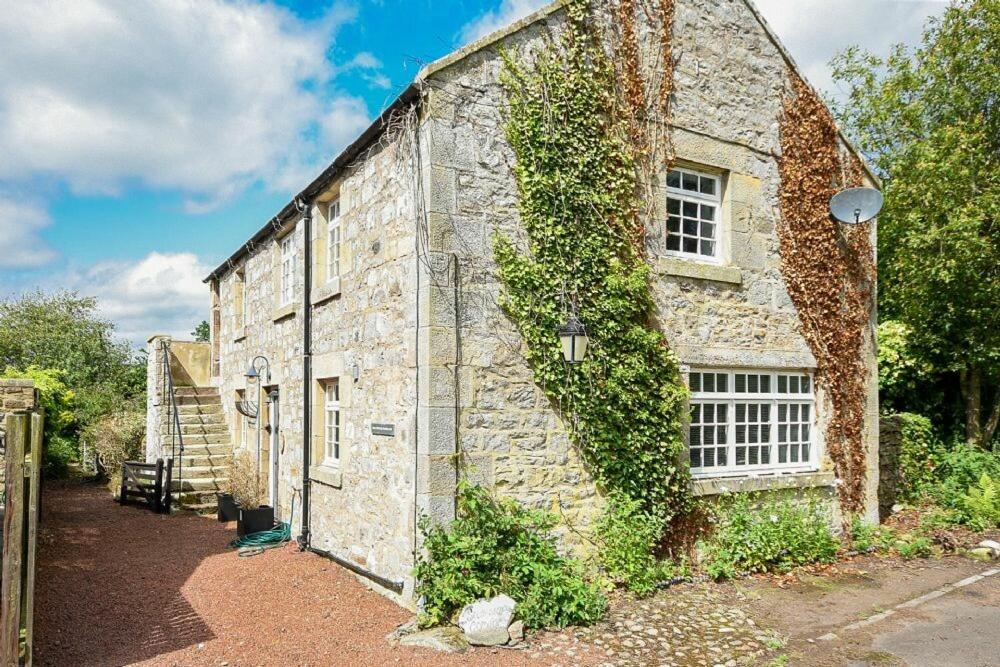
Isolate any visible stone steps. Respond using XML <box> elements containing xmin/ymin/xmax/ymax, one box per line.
<box><xmin>175</xmin><ymin>464</ymin><xmax>231</xmax><ymax>480</ymax></box>
<box><xmin>174</xmin><ymin>387</ymin><xmax>221</xmax><ymax>398</ymax></box>
<box><xmin>177</xmin><ymin>404</ymin><xmax>224</xmax><ymax>417</ymax></box>
<box><xmin>175</xmin><ymin>395</ymin><xmax>223</xmax><ymax>407</ymax></box>
<box><xmin>162</xmin><ymin>385</ymin><xmax>234</xmax><ymax>512</ymax></box>
<box><xmin>178</xmin><ymin>423</ymin><xmax>228</xmax><ymax>435</ymax></box>
<box><xmin>170</xmin><ymin>477</ymin><xmax>228</xmax><ymax>492</ymax></box>
<box><xmin>177</xmin><ymin>433</ymin><xmax>230</xmax><ymax>446</ymax></box>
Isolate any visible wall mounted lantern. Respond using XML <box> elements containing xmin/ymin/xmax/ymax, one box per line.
<box><xmin>557</xmin><ymin>314</ymin><xmax>589</xmax><ymax>364</ymax></box>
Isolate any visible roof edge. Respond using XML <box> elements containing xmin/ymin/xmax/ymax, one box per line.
<box><xmin>418</xmin><ymin>0</ymin><xmax>569</xmax><ymax>81</ymax></box>
<box><xmin>740</xmin><ymin>0</ymin><xmax>882</xmax><ymax>187</ymax></box>
<box><xmin>204</xmin><ymin>83</ymin><xmax>420</xmax><ymax>283</ymax></box>
<box><xmin>206</xmin><ymin>0</ymin><xmax>879</xmax><ymax>283</ymax></box>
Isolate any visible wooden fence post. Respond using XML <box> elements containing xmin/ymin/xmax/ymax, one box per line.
<box><xmin>1</xmin><ymin>414</ymin><xmax>27</xmax><ymax>664</ymax></box>
<box><xmin>24</xmin><ymin>411</ymin><xmax>43</xmax><ymax>667</ymax></box>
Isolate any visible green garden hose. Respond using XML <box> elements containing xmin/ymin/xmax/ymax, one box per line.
<box><xmin>230</xmin><ymin>496</ymin><xmax>295</xmax><ymax>557</ymax></box>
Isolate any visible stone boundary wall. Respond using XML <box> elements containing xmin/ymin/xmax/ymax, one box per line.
<box><xmin>0</xmin><ymin>379</ymin><xmax>38</xmax><ymax>488</ymax></box>
<box><xmin>878</xmin><ymin>415</ymin><xmax>904</xmax><ymax>521</ymax></box>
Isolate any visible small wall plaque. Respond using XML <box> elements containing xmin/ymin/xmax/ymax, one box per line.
<box><xmin>371</xmin><ymin>423</ymin><xmax>395</xmax><ymax>437</ymax></box>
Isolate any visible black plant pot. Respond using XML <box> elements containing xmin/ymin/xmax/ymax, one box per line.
<box><xmin>217</xmin><ymin>493</ymin><xmax>239</xmax><ymax>523</ymax></box>
<box><xmin>237</xmin><ymin>505</ymin><xmax>275</xmax><ymax>538</ymax></box>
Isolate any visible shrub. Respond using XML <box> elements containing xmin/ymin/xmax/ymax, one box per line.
<box><xmin>894</xmin><ymin>413</ymin><xmax>946</xmax><ymax>500</ymax></box>
<box><xmin>849</xmin><ymin>517</ymin><xmax>895</xmax><ymax>553</ymax></box>
<box><xmin>957</xmin><ymin>474</ymin><xmax>1000</xmax><ymax>531</ymax></box>
<box><xmin>227</xmin><ymin>451</ymin><xmax>264</xmax><ymax>508</ymax></box>
<box><xmin>44</xmin><ymin>434</ymin><xmax>77</xmax><ymax>478</ymax></box>
<box><xmin>930</xmin><ymin>446</ymin><xmax>1000</xmax><ymax>512</ymax></box>
<box><xmin>84</xmin><ymin>404</ymin><xmax>145</xmax><ymax>489</ymax></box>
<box><xmin>699</xmin><ymin>494</ymin><xmax>839</xmax><ymax>580</ymax></box>
<box><xmin>595</xmin><ymin>491</ymin><xmax>668</xmax><ymax>596</ymax></box>
<box><xmin>895</xmin><ymin>535</ymin><xmax>934</xmax><ymax>560</ymax></box>
<box><xmin>414</xmin><ymin>482</ymin><xmax>607</xmax><ymax>629</ymax></box>
<box><xmin>2</xmin><ymin>366</ymin><xmax>80</xmax><ymax>476</ymax></box>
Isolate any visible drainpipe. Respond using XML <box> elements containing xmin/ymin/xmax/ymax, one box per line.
<box><xmin>297</xmin><ymin>197</ymin><xmax>314</xmax><ymax>550</ymax></box>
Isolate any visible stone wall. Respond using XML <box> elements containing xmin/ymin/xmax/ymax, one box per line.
<box><xmin>213</xmin><ymin>127</ymin><xmax>423</xmax><ymax>600</ymax></box>
<box><xmin>0</xmin><ymin>379</ymin><xmax>38</xmax><ymax>488</ymax></box>
<box><xmin>418</xmin><ymin>0</ymin><xmax>880</xmax><ymax>544</ymax></box>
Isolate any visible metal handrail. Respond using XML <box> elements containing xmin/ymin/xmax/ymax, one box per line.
<box><xmin>160</xmin><ymin>341</ymin><xmax>184</xmax><ymax>509</ymax></box>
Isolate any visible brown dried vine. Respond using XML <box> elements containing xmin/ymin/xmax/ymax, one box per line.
<box><xmin>777</xmin><ymin>75</ymin><xmax>876</xmax><ymax>513</ymax></box>
<box><xmin>608</xmin><ymin>0</ymin><xmax>678</xmax><ymax>253</ymax></box>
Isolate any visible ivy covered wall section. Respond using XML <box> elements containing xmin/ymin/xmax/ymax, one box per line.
<box><xmin>495</xmin><ymin>0</ymin><xmax>690</xmax><ymax>523</ymax></box>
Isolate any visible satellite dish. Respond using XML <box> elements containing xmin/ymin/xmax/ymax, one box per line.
<box><xmin>830</xmin><ymin>187</ymin><xmax>884</xmax><ymax>224</ymax></box>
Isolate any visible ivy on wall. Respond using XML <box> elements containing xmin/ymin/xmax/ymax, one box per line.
<box><xmin>495</xmin><ymin>0</ymin><xmax>689</xmax><ymax>522</ymax></box>
<box><xmin>777</xmin><ymin>75</ymin><xmax>876</xmax><ymax>513</ymax></box>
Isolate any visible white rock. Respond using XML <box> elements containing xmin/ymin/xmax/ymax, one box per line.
<box><xmin>458</xmin><ymin>595</ymin><xmax>517</xmax><ymax>646</ymax></box>
<box><xmin>508</xmin><ymin>620</ymin><xmax>525</xmax><ymax>644</ymax></box>
<box><xmin>978</xmin><ymin>539</ymin><xmax>1000</xmax><ymax>556</ymax></box>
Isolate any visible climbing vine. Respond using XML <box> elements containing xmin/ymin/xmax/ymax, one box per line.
<box><xmin>777</xmin><ymin>75</ymin><xmax>876</xmax><ymax>512</ymax></box>
<box><xmin>495</xmin><ymin>0</ymin><xmax>689</xmax><ymax>523</ymax></box>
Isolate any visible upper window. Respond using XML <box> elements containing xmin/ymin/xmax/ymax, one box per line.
<box><xmin>280</xmin><ymin>235</ymin><xmax>295</xmax><ymax>306</ymax></box>
<box><xmin>688</xmin><ymin>369</ymin><xmax>815</xmax><ymax>477</ymax></box>
<box><xmin>666</xmin><ymin>167</ymin><xmax>721</xmax><ymax>261</ymax></box>
<box><xmin>328</xmin><ymin>199</ymin><xmax>342</xmax><ymax>282</ymax></box>
<box><xmin>323</xmin><ymin>380</ymin><xmax>341</xmax><ymax>466</ymax></box>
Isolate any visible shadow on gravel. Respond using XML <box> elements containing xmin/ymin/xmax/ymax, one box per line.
<box><xmin>33</xmin><ymin>481</ymin><xmax>228</xmax><ymax>667</ymax></box>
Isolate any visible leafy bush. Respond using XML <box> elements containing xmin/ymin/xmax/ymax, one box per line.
<box><xmin>930</xmin><ymin>446</ymin><xmax>1000</xmax><ymax>512</ymax></box>
<box><xmin>414</xmin><ymin>482</ymin><xmax>607</xmax><ymax>629</ymax></box>
<box><xmin>699</xmin><ymin>494</ymin><xmax>839</xmax><ymax>580</ymax></box>
<box><xmin>849</xmin><ymin>517</ymin><xmax>895</xmax><ymax>553</ymax></box>
<box><xmin>595</xmin><ymin>492</ymin><xmax>668</xmax><ymax>596</ymax></box>
<box><xmin>44</xmin><ymin>434</ymin><xmax>77</xmax><ymax>477</ymax></box>
<box><xmin>894</xmin><ymin>535</ymin><xmax>934</xmax><ymax>560</ymax></box>
<box><xmin>957</xmin><ymin>474</ymin><xmax>1000</xmax><ymax>531</ymax></box>
<box><xmin>2</xmin><ymin>366</ymin><xmax>80</xmax><ymax>476</ymax></box>
<box><xmin>84</xmin><ymin>403</ymin><xmax>145</xmax><ymax>489</ymax></box>
<box><xmin>894</xmin><ymin>413</ymin><xmax>947</xmax><ymax>500</ymax></box>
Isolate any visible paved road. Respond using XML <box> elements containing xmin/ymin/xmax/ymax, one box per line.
<box><xmin>866</xmin><ymin>570</ymin><xmax>1000</xmax><ymax>667</ymax></box>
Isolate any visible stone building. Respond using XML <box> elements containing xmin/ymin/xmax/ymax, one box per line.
<box><xmin>148</xmin><ymin>0</ymin><xmax>879</xmax><ymax>604</ymax></box>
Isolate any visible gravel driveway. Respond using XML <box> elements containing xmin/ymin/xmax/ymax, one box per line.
<box><xmin>33</xmin><ymin>482</ymin><xmax>578</xmax><ymax>667</ymax></box>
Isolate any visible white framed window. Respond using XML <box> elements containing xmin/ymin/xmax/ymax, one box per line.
<box><xmin>323</xmin><ymin>380</ymin><xmax>340</xmax><ymax>466</ymax></box>
<box><xmin>688</xmin><ymin>369</ymin><xmax>816</xmax><ymax>477</ymax></box>
<box><xmin>280</xmin><ymin>235</ymin><xmax>295</xmax><ymax>306</ymax></box>
<box><xmin>327</xmin><ymin>199</ymin><xmax>341</xmax><ymax>282</ymax></box>
<box><xmin>666</xmin><ymin>167</ymin><xmax>722</xmax><ymax>261</ymax></box>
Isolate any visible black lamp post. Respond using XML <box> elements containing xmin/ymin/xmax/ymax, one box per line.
<box><xmin>557</xmin><ymin>314</ymin><xmax>589</xmax><ymax>364</ymax></box>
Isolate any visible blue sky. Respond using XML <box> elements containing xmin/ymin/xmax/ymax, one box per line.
<box><xmin>0</xmin><ymin>0</ymin><xmax>947</xmax><ymax>345</ymax></box>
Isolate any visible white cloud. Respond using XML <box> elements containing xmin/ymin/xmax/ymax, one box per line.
<box><xmin>752</xmin><ymin>0</ymin><xmax>947</xmax><ymax>97</ymax></box>
<box><xmin>0</xmin><ymin>197</ymin><xmax>57</xmax><ymax>268</ymax></box>
<box><xmin>63</xmin><ymin>252</ymin><xmax>210</xmax><ymax>345</ymax></box>
<box><xmin>460</xmin><ymin>0</ymin><xmax>550</xmax><ymax>44</ymax></box>
<box><xmin>0</xmin><ymin>0</ymin><xmax>372</xmax><ymax>207</ymax></box>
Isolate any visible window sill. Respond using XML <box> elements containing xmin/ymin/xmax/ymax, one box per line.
<box><xmin>272</xmin><ymin>304</ymin><xmax>296</xmax><ymax>322</ymax></box>
<box><xmin>310</xmin><ymin>464</ymin><xmax>342</xmax><ymax>489</ymax></box>
<box><xmin>311</xmin><ymin>278</ymin><xmax>342</xmax><ymax>306</ymax></box>
<box><xmin>233</xmin><ymin>326</ymin><xmax>247</xmax><ymax>343</ymax></box>
<box><xmin>656</xmin><ymin>257</ymin><xmax>742</xmax><ymax>285</ymax></box>
<box><xmin>691</xmin><ymin>471</ymin><xmax>834</xmax><ymax>497</ymax></box>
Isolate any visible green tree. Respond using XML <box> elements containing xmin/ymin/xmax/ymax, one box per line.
<box><xmin>192</xmin><ymin>320</ymin><xmax>210</xmax><ymax>342</ymax></box>
<box><xmin>0</xmin><ymin>291</ymin><xmax>145</xmax><ymax>425</ymax></box>
<box><xmin>832</xmin><ymin>0</ymin><xmax>1000</xmax><ymax>448</ymax></box>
